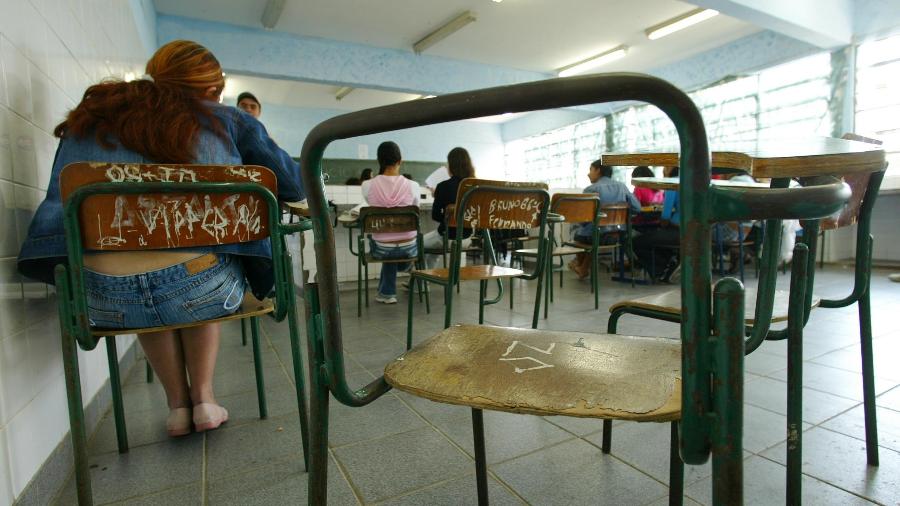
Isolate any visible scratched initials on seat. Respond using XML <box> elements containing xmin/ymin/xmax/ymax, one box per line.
<box><xmin>498</xmin><ymin>340</ymin><xmax>556</xmax><ymax>374</ymax></box>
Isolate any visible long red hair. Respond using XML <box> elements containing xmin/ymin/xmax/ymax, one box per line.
<box><xmin>54</xmin><ymin>40</ymin><xmax>227</xmax><ymax>163</ymax></box>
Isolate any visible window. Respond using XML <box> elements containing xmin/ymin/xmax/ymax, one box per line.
<box><xmin>504</xmin><ymin>117</ymin><xmax>606</xmax><ymax>189</ymax></box>
<box><xmin>855</xmin><ymin>32</ymin><xmax>900</xmax><ymax>186</ymax></box>
<box><xmin>506</xmin><ymin>52</ymin><xmax>836</xmax><ymax>186</ymax></box>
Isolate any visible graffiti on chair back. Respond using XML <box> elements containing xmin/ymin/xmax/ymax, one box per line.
<box><xmin>59</xmin><ymin>163</ymin><xmax>278</xmax><ymax>250</ymax></box>
<box><xmin>461</xmin><ymin>194</ymin><xmax>545</xmax><ymax>230</ymax></box>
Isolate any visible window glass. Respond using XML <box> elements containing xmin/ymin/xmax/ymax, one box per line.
<box><xmin>856</xmin><ymin>32</ymin><xmax>900</xmax><ymax>180</ymax></box>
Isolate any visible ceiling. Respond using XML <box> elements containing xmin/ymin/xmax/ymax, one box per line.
<box><xmin>156</xmin><ymin>0</ymin><xmax>761</xmax><ymax>117</ymax></box>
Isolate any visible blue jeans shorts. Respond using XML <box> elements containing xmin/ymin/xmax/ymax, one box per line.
<box><xmin>84</xmin><ymin>254</ymin><xmax>246</xmax><ymax>329</ymax></box>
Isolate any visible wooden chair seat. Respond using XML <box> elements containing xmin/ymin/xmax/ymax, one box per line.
<box><xmin>92</xmin><ymin>296</ymin><xmax>275</xmax><ymax>337</ymax></box>
<box><xmin>384</xmin><ymin>324</ymin><xmax>681</xmax><ymax>421</ymax></box>
<box><xmin>412</xmin><ymin>265</ymin><xmax>524</xmax><ymax>282</ymax></box>
<box><xmin>514</xmin><ymin>246</ymin><xmax>584</xmax><ymax>257</ymax></box>
<box><xmin>609</xmin><ymin>288</ymin><xmax>821</xmax><ymax>324</ymax></box>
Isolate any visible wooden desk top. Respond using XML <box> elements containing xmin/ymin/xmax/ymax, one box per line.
<box><xmin>632</xmin><ymin>177</ymin><xmax>771</xmax><ymax>191</ymax></box>
<box><xmin>602</xmin><ymin>136</ymin><xmax>885</xmax><ymax>178</ymax></box>
<box><xmin>282</xmin><ymin>201</ymin><xmax>310</xmax><ymax>217</ymax></box>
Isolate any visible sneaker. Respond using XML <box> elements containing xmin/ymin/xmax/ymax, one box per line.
<box><xmin>667</xmin><ymin>264</ymin><xmax>681</xmax><ymax>283</ymax></box>
<box><xmin>374</xmin><ymin>294</ymin><xmax>398</xmax><ymax>304</ymax></box>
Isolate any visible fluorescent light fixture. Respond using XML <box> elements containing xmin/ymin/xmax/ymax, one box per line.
<box><xmin>419</xmin><ymin>94</ymin><xmax>436</xmax><ymax>99</ymax></box>
<box><xmin>558</xmin><ymin>46</ymin><xmax>628</xmax><ymax>77</ymax></box>
<box><xmin>413</xmin><ymin>11</ymin><xmax>477</xmax><ymax>54</ymax></box>
<box><xmin>492</xmin><ymin>0</ymin><xmax>503</xmax><ymax>2</ymax></box>
<box><xmin>124</xmin><ymin>72</ymin><xmax>135</xmax><ymax>82</ymax></box>
<box><xmin>335</xmin><ymin>87</ymin><xmax>354</xmax><ymax>101</ymax></box>
<box><xmin>261</xmin><ymin>0</ymin><xmax>286</xmax><ymax>29</ymax></box>
<box><xmin>645</xmin><ymin>8</ymin><xmax>719</xmax><ymax>40</ymax></box>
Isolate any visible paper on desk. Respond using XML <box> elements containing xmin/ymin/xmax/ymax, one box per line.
<box><xmin>349</xmin><ymin>204</ymin><xmax>364</xmax><ymax>216</ymax></box>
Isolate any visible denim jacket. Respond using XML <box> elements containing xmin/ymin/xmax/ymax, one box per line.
<box><xmin>17</xmin><ymin>102</ymin><xmax>305</xmax><ymax>293</ymax></box>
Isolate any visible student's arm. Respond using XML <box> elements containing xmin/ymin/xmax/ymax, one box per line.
<box><xmin>232</xmin><ymin>108</ymin><xmax>305</xmax><ymax>201</ymax></box>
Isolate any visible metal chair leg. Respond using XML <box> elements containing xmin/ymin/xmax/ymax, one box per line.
<box><xmin>859</xmin><ymin>276</ymin><xmax>880</xmax><ymax>466</ymax></box>
<box><xmin>305</xmin><ymin>285</ymin><xmax>331</xmax><ymax>505</ymax></box>
<box><xmin>601</xmin><ymin>419</ymin><xmax>612</xmax><ymax>453</ymax></box>
<box><xmin>479</xmin><ymin>280</ymin><xmax>487</xmax><ymax>324</ymax></box>
<box><xmin>250</xmin><ymin>317</ymin><xmax>268</xmax><ymax>419</ymax></box>
<box><xmin>669</xmin><ymin>422</ymin><xmax>683</xmax><ymax>506</ymax></box>
<box><xmin>786</xmin><ymin>244</ymin><xmax>809</xmax><ymax>505</ymax></box>
<box><xmin>241</xmin><ymin>318</ymin><xmax>248</xmax><ymax>346</ymax></box>
<box><xmin>286</xmin><ymin>295</ymin><xmax>311</xmax><ymax>470</ymax></box>
<box><xmin>472</xmin><ymin>408</ymin><xmax>490</xmax><ymax>506</ymax></box>
<box><xmin>61</xmin><ymin>330</ymin><xmax>93</xmax><ymax>505</ymax></box>
<box><xmin>145</xmin><ymin>360</ymin><xmax>153</xmax><ymax>383</ymax></box>
<box><xmin>105</xmin><ymin>338</ymin><xmax>129</xmax><ymax>454</ymax></box>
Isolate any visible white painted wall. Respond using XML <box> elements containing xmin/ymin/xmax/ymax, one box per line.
<box><xmin>0</xmin><ymin>0</ymin><xmax>154</xmax><ymax>503</ymax></box>
<box><xmin>256</xmin><ymin>103</ymin><xmax>508</xmax><ymax>180</ymax></box>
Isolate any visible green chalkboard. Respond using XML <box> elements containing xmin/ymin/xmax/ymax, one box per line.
<box><xmin>296</xmin><ymin>158</ymin><xmax>445</xmax><ymax>186</ymax></box>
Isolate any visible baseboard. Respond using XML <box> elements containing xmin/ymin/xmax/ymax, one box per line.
<box><xmin>13</xmin><ymin>341</ymin><xmax>140</xmax><ymax>506</ymax></box>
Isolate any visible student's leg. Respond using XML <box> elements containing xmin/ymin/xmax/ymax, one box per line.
<box><xmin>181</xmin><ymin>322</ymin><xmax>221</xmax><ymax>405</ymax></box>
<box><xmin>422</xmin><ymin>230</ymin><xmax>443</xmax><ymax>268</ymax></box>
<box><xmin>379</xmin><ymin>262</ymin><xmax>399</xmax><ymax>297</ymax></box>
<box><xmin>138</xmin><ymin>331</ymin><xmax>190</xmax><ymax>409</ymax></box>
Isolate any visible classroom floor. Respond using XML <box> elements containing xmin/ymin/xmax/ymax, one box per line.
<box><xmin>51</xmin><ymin>264</ymin><xmax>900</xmax><ymax>505</ymax></box>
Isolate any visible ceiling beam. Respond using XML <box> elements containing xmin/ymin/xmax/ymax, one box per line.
<box><xmin>691</xmin><ymin>0</ymin><xmax>853</xmax><ymax>48</ymax></box>
<box><xmin>157</xmin><ymin>15</ymin><xmax>550</xmax><ymax>96</ymax></box>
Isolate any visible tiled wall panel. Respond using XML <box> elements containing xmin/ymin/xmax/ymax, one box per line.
<box><xmin>0</xmin><ymin>0</ymin><xmax>153</xmax><ymax>502</ymax></box>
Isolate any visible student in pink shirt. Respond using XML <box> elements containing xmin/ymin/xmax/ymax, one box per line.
<box><xmin>631</xmin><ymin>166</ymin><xmax>664</xmax><ymax>206</ymax></box>
<box><xmin>361</xmin><ymin>141</ymin><xmax>421</xmax><ymax>304</ymax></box>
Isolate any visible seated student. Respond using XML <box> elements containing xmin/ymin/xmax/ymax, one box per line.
<box><xmin>633</xmin><ymin>189</ymin><xmax>681</xmax><ymax>282</ymax></box>
<box><xmin>361</xmin><ymin>141</ymin><xmax>421</xmax><ymax>304</ymax></box>
<box><xmin>16</xmin><ymin>41</ymin><xmax>305</xmax><ymax>436</ymax></box>
<box><xmin>359</xmin><ymin>167</ymin><xmax>373</xmax><ymax>182</ymax></box>
<box><xmin>422</xmin><ymin>147</ymin><xmax>475</xmax><ymax>268</ymax></box>
<box><xmin>236</xmin><ymin>91</ymin><xmax>261</xmax><ymax>119</ymax></box>
<box><xmin>568</xmin><ymin>161</ymin><xmax>641</xmax><ymax>278</ymax></box>
<box><xmin>631</xmin><ymin>166</ymin><xmax>665</xmax><ymax>230</ymax></box>
<box><xmin>631</xmin><ymin>166</ymin><xmax>664</xmax><ymax>206</ymax></box>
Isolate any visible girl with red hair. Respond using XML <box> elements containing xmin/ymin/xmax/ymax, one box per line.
<box><xmin>18</xmin><ymin>40</ymin><xmax>304</xmax><ymax>436</ymax></box>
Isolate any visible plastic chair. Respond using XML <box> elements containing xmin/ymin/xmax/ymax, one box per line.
<box><xmin>348</xmin><ymin>205</ymin><xmax>429</xmax><ymax>316</ymax></box>
<box><xmin>55</xmin><ymin>163</ymin><xmax>310</xmax><ymax>505</ymax></box>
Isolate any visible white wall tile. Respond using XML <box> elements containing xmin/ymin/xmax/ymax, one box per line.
<box><xmin>8</xmin><ymin>114</ymin><xmax>36</xmax><ymax>187</ymax></box>
<box><xmin>29</xmin><ymin>65</ymin><xmax>54</xmax><ymax>134</ymax></box>
<box><xmin>0</xmin><ymin>44</ymin><xmax>7</xmax><ymax>109</ymax></box>
<box><xmin>0</xmin><ymin>0</ymin><xmax>49</xmax><ymax>76</ymax></box>
<box><xmin>0</xmin><ymin>259</ymin><xmax>25</xmax><ymax>342</ymax></box>
<box><xmin>0</xmin><ymin>182</ymin><xmax>16</xmax><ymax>257</ymax></box>
<box><xmin>0</xmin><ymin>428</ymin><xmax>13</xmax><ymax>506</ymax></box>
<box><xmin>0</xmin><ymin>109</ymin><xmax>12</xmax><ymax>181</ymax></box>
<box><xmin>6</xmin><ymin>373</ymin><xmax>67</xmax><ymax>496</ymax></box>
<box><xmin>0</xmin><ymin>333</ymin><xmax>32</xmax><ymax>427</ymax></box>
<box><xmin>12</xmin><ymin>185</ymin><xmax>40</xmax><ymax>246</ymax></box>
<box><xmin>0</xmin><ymin>40</ymin><xmax>33</xmax><ymax>122</ymax></box>
<box><xmin>33</xmin><ymin>127</ymin><xmax>54</xmax><ymax>191</ymax></box>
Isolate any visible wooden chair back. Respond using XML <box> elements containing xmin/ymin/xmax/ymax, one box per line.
<box><xmin>452</xmin><ymin>178</ymin><xmax>550</xmax><ymax>230</ymax></box>
<box><xmin>358</xmin><ymin>206</ymin><xmax>420</xmax><ymax>235</ymax></box>
<box><xmin>550</xmin><ymin>193</ymin><xmax>600</xmax><ymax>224</ymax></box>
<box><xmin>599</xmin><ymin>203</ymin><xmax>629</xmax><ymax>227</ymax></box>
<box><xmin>59</xmin><ymin>163</ymin><xmax>278</xmax><ymax>250</ymax></box>
<box><xmin>820</xmin><ymin>134</ymin><xmax>883</xmax><ymax>231</ymax></box>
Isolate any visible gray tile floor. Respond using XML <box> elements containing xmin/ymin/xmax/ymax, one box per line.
<box><xmin>51</xmin><ymin>265</ymin><xmax>900</xmax><ymax>505</ymax></box>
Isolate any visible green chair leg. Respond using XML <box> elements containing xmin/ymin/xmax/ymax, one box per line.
<box><xmin>669</xmin><ymin>422</ymin><xmax>684</xmax><ymax>506</ymax></box>
<box><xmin>711</xmin><ymin>278</ymin><xmax>745</xmax><ymax>506</ymax></box>
<box><xmin>479</xmin><ymin>280</ymin><xmax>486</xmax><ymax>324</ymax></box>
<box><xmin>105</xmin><ymin>338</ymin><xmax>129</xmax><ymax>454</ymax></box>
<box><xmin>145</xmin><ymin>360</ymin><xmax>153</xmax><ymax>383</ymax></box>
<box><xmin>61</xmin><ymin>329</ymin><xmax>93</xmax><ymax>505</ymax></box>
<box><xmin>858</xmin><ymin>272</ymin><xmax>879</xmax><ymax>466</ymax></box>
<box><xmin>601</xmin><ymin>419</ymin><xmax>612</xmax><ymax>453</ymax></box>
<box><xmin>285</xmin><ymin>294</ymin><xmax>311</xmax><ymax>470</ymax></box>
<box><xmin>241</xmin><ymin>318</ymin><xmax>248</xmax><ymax>346</ymax></box>
<box><xmin>472</xmin><ymin>408</ymin><xmax>489</xmax><ymax>505</ymax></box>
<box><xmin>305</xmin><ymin>285</ymin><xmax>331</xmax><ymax>506</ymax></box>
<box><xmin>786</xmin><ymin>243</ymin><xmax>809</xmax><ymax>505</ymax></box>
<box><xmin>249</xmin><ymin>317</ymin><xmax>268</xmax><ymax>419</ymax></box>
